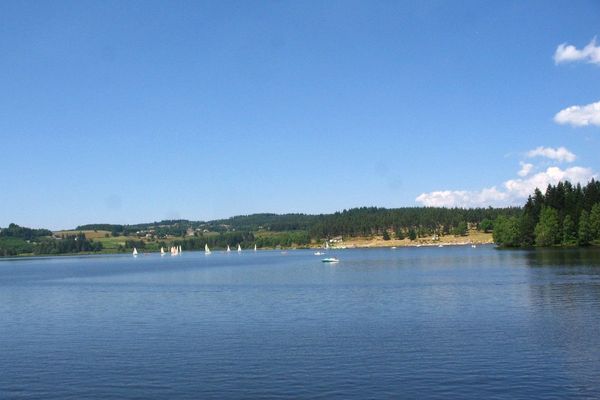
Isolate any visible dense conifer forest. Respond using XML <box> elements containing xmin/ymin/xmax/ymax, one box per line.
<box><xmin>493</xmin><ymin>180</ymin><xmax>600</xmax><ymax>247</ymax></box>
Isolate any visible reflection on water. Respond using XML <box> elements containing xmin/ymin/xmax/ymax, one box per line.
<box><xmin>524</xmin><ymin>247</ymin><xmax>600</xmax><ymax>268</ymax></box>
<box><xmin>525</xmin><ymin>248</ymin><xmax>600</xmax><ymax>309</ymax></box>
<box><xmin>1</xmin><ymin>246</ymin><xmax>600</xmax><ymax>399</ymax></box>
<box><xmin>522</xmin><ymin>248</ymin><xmax>600</xmax><ymax>395</ymax></box>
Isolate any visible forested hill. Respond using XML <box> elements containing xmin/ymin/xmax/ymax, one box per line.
<box><xmin>76</xmin><ymin>207</ymin><xmax>521</xmax><ymax>239</ymax></box>
<box><xmin>308</xmin><ymin>207</ymin><xmax>520</xmax><ymax>238</ymax></box>
<box><xmin>75</xmin><ymin>214</ymin><xmax>320</xmax><ymax>237</ymax></box>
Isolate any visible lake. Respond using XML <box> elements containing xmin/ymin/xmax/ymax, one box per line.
<box><xmin>2</xmin><ymin>245</ymin><xmax>600</xmax><ymax>399</ymax></box>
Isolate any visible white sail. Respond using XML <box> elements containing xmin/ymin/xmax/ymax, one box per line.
<box><xmin>237</xmin><ymin>244</ymin><xmax>242</xmax><ymax>252</ymax></box>
<box><xmin>227</xmin><ymin>245</ymin><xmax>231</xmax><ymax>252</ymax></box>
<box><xmin>254</xmin><ymin>244</ymin><xmax>257</xmax><ymax>251</ymax></box>
<box><xmin>160</xmin><ymin>247</ymin><xmax>165</xmax><ymax>256</ymax></box>
<box><xmin>178</xmin><ymin>245</ymin><xmax>182</xmax><ymax>254</ymax></box>
<box><xmin>325</xmin><ymin>241</ymin><xmax>330</xmax><ymax>250</ymax></box>
<box><xmin>133</xmin><ymin>247</ymin><xmax>138</xmax><ymax>256</ymax></box>
<box><xmin>205</xmin><ymin>244</ymin><xmax>211</xmax><ymax>254</ymax></box>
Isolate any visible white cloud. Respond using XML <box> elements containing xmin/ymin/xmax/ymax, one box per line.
<box><xmin>554</xmin><ymin>37</ymin><xmax>600</xmax><ymax>65</ymax></box>
<box><xmin>554</xmin><ymin>101</ymin><xmax>600</xmax><ymax>127</ymax></box>
<box><xmin>503</xmin><ymin>166</ymin><xmax>595</xmax><ymax>198</ymax></box>
<box><xmin>518</xmin><ymin>162</ymin><xmax>534</xmax><ymax>177</ymax></box>
<box><xmin>415</xmin><ymin>160</ymin><xmax>596</xmax><ymax>208</ymax></box>
<box><xmin>526</xmin><ymin>146</ymin><xmax>576</xmax><ymax>162</ymax></box>
<box><xmin>415</xmin><ymin>187</ymin><xmax>509</xmax><ymax>208</ymax></box>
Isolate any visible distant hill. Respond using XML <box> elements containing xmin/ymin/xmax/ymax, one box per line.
<box><xmin>1</xmin><ymin>205</ymin><xmax>530</xmax><ymax>257</ymax></box>
<box><xmin>76</xmin><ymin>206</ymin><xmax>521</xmax><ymax>239</ymax></box>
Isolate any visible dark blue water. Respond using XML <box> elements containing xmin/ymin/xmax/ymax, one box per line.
<box><xmin>2</xmin><ymin>246</ymin><xmax>600</xmax><ymax>399</ymax></box>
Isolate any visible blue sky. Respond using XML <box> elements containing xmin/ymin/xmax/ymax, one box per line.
<box><xmin>1</xmin><ymin>0</ymin><xmax>599</xmax><ymax>229</ymax></box>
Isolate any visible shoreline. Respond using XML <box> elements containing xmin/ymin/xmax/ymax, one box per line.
<box><xmin>5</xmin><ymin>241</ymin><xmax>600</xmax><ymax>259</ymax></box>
<box><xmin>313</xmin><ymin>231</ymin><xmax>495</xmax><ymax>249</ymax></box>
<box><xmin>1</xmin><ymin>240</ymin><xmax>491</xmax><ymax>259</ymax></box>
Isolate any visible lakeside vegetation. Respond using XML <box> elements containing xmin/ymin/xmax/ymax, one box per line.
<box><xmin>494</xmin><ymin>180</ymin><xmax>600</xmax><ymax>247</ymax></box>
<box><xmin>2</xmin><ymin>179</ymin><xmax>600</xmax><ymax>257</ymax></box>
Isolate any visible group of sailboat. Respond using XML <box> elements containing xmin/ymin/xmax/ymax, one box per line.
<box><xmin>226</xmin><ymin>244</ymin><xmax>244</xmax><ymax>253</ymax></box>
<box><xmin>208</xmin><ymin>244</ymin><xmax>251</xmax><ymax>254</ymax></box>
<box><xmin>134</xmin><ymin>243</ymin><xmax>257</xmax><ymax>256</ymax></box>
<box><xmin>156</xmin><ymin>245</ymin><xmax>182</xmax><ymax>256</ymax></box>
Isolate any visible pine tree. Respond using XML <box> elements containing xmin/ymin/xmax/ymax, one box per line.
<box><xmin>562</xmin><ymin>215</ymin><xmax>577</xmax><ymax>245</ymax></box>
<box><xmin>534</xmin><ymin>206</ymin><xmax>560</xmax><ymax>247</ymax></box>
<box><xmin>452</xmin><ymin>221</ymin><xmax>468</xmax><ymax>236</ymax></box>
<box><xmin>578</xmin><ymin>210</ymin><xmax>591</xmax><ymax>246</ymax></box>
<box><xmin>479</xmin><ymin>219</ymin><xmax>493</xmax><ymax>233</ymax></box>
<box><xmin>590</xmin><ymin>203</ymin><xmax>600</xmax><ymax>241</ymax></box>
<box><xmin>395</xmin><ymin>228</ymin><xmax>405</xmax><ymax>240</ymax></box>
<box><xmin>408</xmin><ymin>228</ymin><xmax>417</xmax><ymax>241</ymax></box>
<box><xmin>493</xmin><ymin>216</ymin><xmax>520</xmax><ymax>247</ymax></box>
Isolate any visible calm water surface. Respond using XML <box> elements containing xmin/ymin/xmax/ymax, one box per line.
<box><xmin>2</xmin><ymin>246</ymin><xmax>600</xmax><ymax>399</ymax></box>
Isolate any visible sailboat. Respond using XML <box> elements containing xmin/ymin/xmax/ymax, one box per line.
<box><xmin>178</xmin><ymin>245</ymin><xmax>182</xmax><ymax>254</ymax></box>
<box><xmin>254</xmin><ymin>244</ymin><xmax>257</xmax><ymax>251</ymax></box>
<box><xmin>237</xmin><ymin>244</ymin><xmax>242</xmax><ymax>252</ymax></box>
<box><xmin>160</xmin><ymin>247</ymin><xmax>165</xmax><ymax>256</ymax></box>
<box><xmin>132</xmin><ymin>247</ymin><xmax>138</xmax><ymax>257</ymax></box>
<box><xmin>226</xmin><ymin>245</ymin><xmax>231</xmax><ymax>252</ymax></box>
<box><xmin>205</xmin><ymin>244</ymin><xmax>211</xmax><ymax>254</ymax></box>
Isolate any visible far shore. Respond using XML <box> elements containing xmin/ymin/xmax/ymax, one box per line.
<box><xmin>312</xmin><ymin>230</ymin><xmax>494</xmax><ymax>249</ymax></box>
<box><xmin>1</xmin><ymin>230</ymin><xmax>495</xmax><ymax>259</ymax></box>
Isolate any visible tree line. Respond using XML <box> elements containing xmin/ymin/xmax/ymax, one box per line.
<box><xmin>0</xmin><ymin>226</ymin><xmax>103</xmax><ymax>256</ymax></box>
<box><xmin>307</xmin><ymin>206</ymin><xmax>520</xmax><ymax>239</ymax></box>
<box><xmin>494</xmin><ymin>180</ymin><xmax>600</xmax><ymax>247</ymax></box>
